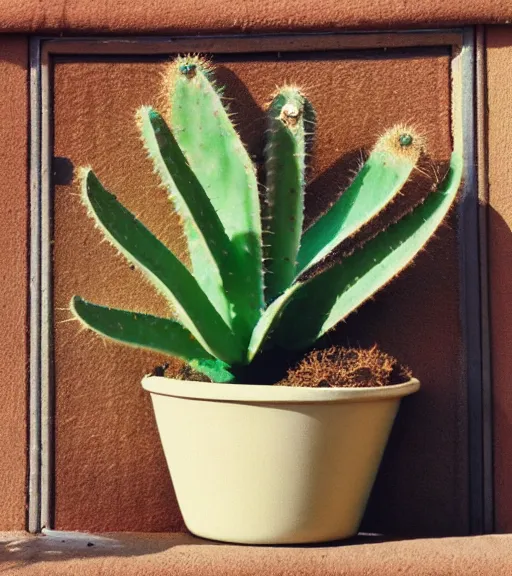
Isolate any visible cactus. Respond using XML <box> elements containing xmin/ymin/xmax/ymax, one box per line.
<box><xmin>71</xmin><ymin>55</ymin><xmax>462</xmax><ymax>384</ymax></box>
<box><xmin>264</xmin><ymin>86</ymin><xmax>315</xmax><ymax>300</ymax></box>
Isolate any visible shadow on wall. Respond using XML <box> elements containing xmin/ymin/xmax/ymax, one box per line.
<box><xmin>361</xmin><ymin>199</ymin><xmax>506</xmax><ymax>537</ymax></box>
<box><xmin>487</xmin><ymin>205</ymin><xmax>512</xmax><ymax>533</ymax></box>
<box><xmin>328</xmin><ymin>203</ymin><xmax>462</xmax><ymax>538</ymax></box>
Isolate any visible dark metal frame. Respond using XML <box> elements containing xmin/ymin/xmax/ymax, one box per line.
<box><xmin>28</xmin><ymin>29</ymin><xmax>491</xmax><ymax>534</ymax></box>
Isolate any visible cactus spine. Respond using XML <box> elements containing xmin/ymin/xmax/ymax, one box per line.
<box><xmin>71</xmin><ymin>56</ymin><xmax>462</xmax><ymax>384</ymax></box>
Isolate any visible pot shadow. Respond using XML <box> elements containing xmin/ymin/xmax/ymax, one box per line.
<box><xmin>280</xmin><ymin>532</ymin><xmax>400</xmax><ymax>549</ymax></box>
<box><xmin>325</xmin><ymin>207</ymin><xmax>460</xmax><ymax>537</ymax></box>
<box><xmin>465</xmin><ymin>204</ymin><xmax>512</xmax><ymax>531</ymax></box>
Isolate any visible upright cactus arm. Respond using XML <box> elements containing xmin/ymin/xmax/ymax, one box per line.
<box><xmin>77</xmin><ymin>169</ymin><xmax>244</xmax><ymax>366</ymax></box>
<box><xmin>264</xmin><ymin>87</ymin><xmax>315</xmax><ymax>302</ymax></box>
<box><xmin>139</xmin><ymin>106</ymin><xmax>247</xmax><ymax>335</ymax></box>
<box><xmin>275</xmin><ymin>152</ymin><xmax>463</xmax><ymax>350</ymax></box>
<box><xmin>295</xmin><ymin>126</ymin><xmax>423</xmax><ymax>277</ymax></box>
<box><xmin>168</xmin><ymin>56</ymin><xmax>264</xmax><ymax>332</ymax></box>
<box><xmin>248</xmin><ymin>152</ymin><xmax>462</xmax><ymax>357</ymax></box>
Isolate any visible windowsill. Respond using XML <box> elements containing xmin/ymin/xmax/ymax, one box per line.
<box><xmin>2</xmin><ymin>531</ymin><xmax>512</xmax><ymax>575</ymax></box>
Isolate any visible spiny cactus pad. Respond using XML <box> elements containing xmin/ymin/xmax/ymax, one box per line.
<box><xmin>71</xmin><ymin>55</ymin><xmax>462</xmax><ymax>384</ymax></box>
<box><xmin>264</xmin><ymin>86</ymin><xmax>315</xmax><ymax>300</ymax></box>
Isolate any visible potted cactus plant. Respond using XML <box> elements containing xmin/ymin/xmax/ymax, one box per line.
<box><xmin>70</xmin><ymin>56</ymin><xmax>462</xmax><ymax>544</ymax></box>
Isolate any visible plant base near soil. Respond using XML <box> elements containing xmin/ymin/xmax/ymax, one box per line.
<box><xmin>155</xmin><ymin>345</ymin><xmax>411</xmax><ymax>388</ymax></box>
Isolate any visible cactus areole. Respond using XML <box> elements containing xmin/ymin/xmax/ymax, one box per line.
<box><xmin>71</xmin><ymin>55</ymin><xmax>463</xmax><ymax>384</ymax></box>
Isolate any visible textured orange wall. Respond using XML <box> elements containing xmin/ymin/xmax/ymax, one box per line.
<box><xmin>0</xmin><ymin>0</ymin><xmax>511</xmax><ymax>34</ymax></box>
<box><xmin>0</xmin><ymin>36</ymin><xmax>28</xmax><ymax>530</ymax></box>
<box><xmin>52</xmin><ymin>49</ymin><xmax>467</xmax><ymax>535</ymax></box>
<box><xmin>487</xmin><ymin>26</ymin><xmax>512</xmax><ymax>533</ymax></box>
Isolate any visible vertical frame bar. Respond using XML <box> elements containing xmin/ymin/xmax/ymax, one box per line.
<box><xmin>28</xmin><ymin>37</ymin><xmax>42</xmax><ymax>534</ymax></box>
<box><xmin>457</xmin><ymin>27</ymin><xmax>492</xmax><ymax>534</ymax></box>
<box><xmin>28</xmin><ymin>38</ymin><xmax>54</xmax><ymax>533</ymax></box>
<box><xmin>476</xmin><ymin>24</ymin><xmax>494</xmax><ymax>534</ymax></box>
<box><xmin>40</xmin><ymin>46</ymin><xmax>54</xmax><ymax>531</ymax></box>
<box><xmin>460</xmin><ymin>26</ymin><xmax>481</xmax><ymax>533</ymax></box>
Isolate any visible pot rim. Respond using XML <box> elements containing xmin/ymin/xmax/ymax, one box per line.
<box><xmin>141</xmin><ymin>375</ymin><xmax>420</xmax><ymax>404</ymax></box>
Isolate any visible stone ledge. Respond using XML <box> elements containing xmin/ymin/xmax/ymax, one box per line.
<box><xmin>2</xmin><ymin>531</ymin><xmax>512</xmax><ymax>575</ymax></box>
<box><xmin>0</xmin><ymin>0</ymin><xmax>511</xmax><ymax>34</ymax></box>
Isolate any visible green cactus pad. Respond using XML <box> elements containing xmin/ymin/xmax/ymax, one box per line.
<box><xmin>139</xmin><ymin>106</ymin><xmax>257</xmax><ymax>337</ymax></box>
<box><xmin>139</xmin><ymin>105</ymin><xmax>231</xmax><ymax>328</ymax></box>
<box><xmin>78</xmin><ymin>169</ymin><xmax>244</xmax><ymax>365</ymax></box>
<box><xmin>295</xmin><ymin>127</ymin><xmax>423</xmax><ymax>277</ymax></box>
<box><xmin>264</xmin><ymin>87</ymin><xmax>315</xmax><ymax>301</ymax></box>
<box><xmin>71</xmin><ymin>296</ymin><xmax>212</xmax><ymax>361</ymax></box>
<box><xmin>71</xmin><ymin>297</ymin><xmax>235</xmax><ymax>381</ymax></box>
<box><xmin>168</xmin><ymin>56</ymin><xmax>264</xmax><ymax>326</ymax></box>
<box><xmin>260</xmin><ymin>153</ymin><xmax>462</xmax><ymax>351</ymax></box>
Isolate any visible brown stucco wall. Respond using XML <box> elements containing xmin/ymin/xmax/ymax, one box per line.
<box><xmin>487</xmin><ymin>26</ymin><xmax>512</xmax><ymax>533</ymax></box>
<box><xmin>0</xmin><ymin>0</ymin><xmax>511</xmax><ymax>34</ymax></box>
<box><xmin>51</xmin><ymin>49</ymin><xmax>466</xmax><ymax>535</ymax></box>
<box><xmin>0</xmin><ymin>36</ymin><xmax>28</xmax><ymax>530</ymax></box>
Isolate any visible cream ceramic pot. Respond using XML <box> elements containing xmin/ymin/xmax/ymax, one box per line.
<box><xmin>142</xmin><ymin>376</ymin><xmax>420</xmax><ymax>544</ymax></box>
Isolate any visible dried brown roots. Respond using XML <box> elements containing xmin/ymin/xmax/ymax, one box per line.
<box><xmin>278</xmin><ymin>345</ymin><xmax>411</xmax><ymax>388</ymax></box>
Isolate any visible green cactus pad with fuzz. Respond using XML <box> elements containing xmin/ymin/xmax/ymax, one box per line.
<box><xmin>168</xmin><ymin>56</ymin><xmax>264</xmax><ymax>321</ymax></box>
<box><xmin>138</xmin><ymin>105</ymin><xmax>230</xmax><ymax>327</ymax></box>
<box><xmin>264</xmin><ymin>87</ymin><xmax>315</xmax><ymax>301</ymax></box>
<box><xmin>71</xmin><ymin>296</ymin><xmax>210</xmax><ymax>361</ymax></box>
<box><xmin>138</xmin><ymin>107</ymin><xmax>258</xmax><ymax>340</ymax></box>
<box><xmin>295</xmin><ymin>126</ymin><xmax>424</xmax><ymax>277</ymax></box>
<box><xmin>78</xmin><ymin>169</ymin><xmax>244</xmax><ymax>365</ymax></box>
<box><xmin>252</xmin><ymin>152</ymin><xmax>462</xmax><ymax>354</ymax></box>
<box><xmin>71</xmin><ymin>297</ymin><xmax>235</xmax><ymax>382</ymax></box>
<box><xmin>274</xmin><ymin>152</ymin><xmax>462</xmax><ymax>350</ymax></box>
